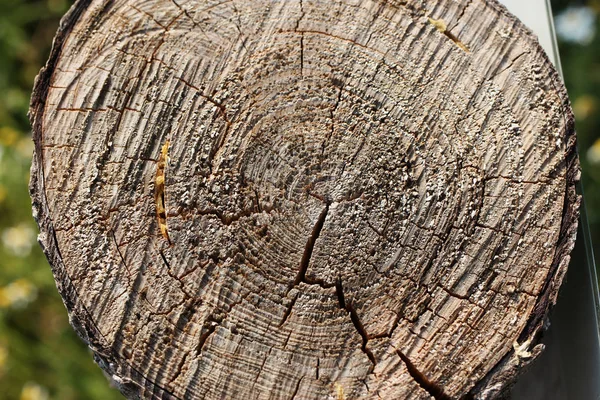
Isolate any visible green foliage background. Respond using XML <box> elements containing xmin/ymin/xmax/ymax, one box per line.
<box><xmin>0</xmin><ymin>0</ymin><xmax>597</xmax><ymax>399</ymax></box>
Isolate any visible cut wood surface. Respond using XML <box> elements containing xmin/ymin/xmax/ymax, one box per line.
<box><xmin>29</xmin><ymin>0</ymin><xmax>580</xmax><ymax>398</ymax></box>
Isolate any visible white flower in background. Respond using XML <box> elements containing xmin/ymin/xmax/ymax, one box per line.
<box><xmin>2</xmin><ymin>223</ymin><xmax>35</xmax><ymax>256</ymax></box>
<box><xmin>555</xmin><ymin>6</ymin><xmax>596</xmax><ymax>45</ymax></box>
<box><xmin>588</xmin><ymin>138</ymin><xmax>600</xmax><ymax>164</ymax></box>
<box><xmin>20</xmin><ymin>382</ymin><xmax>49</xmax><ymax>400</ymax></box>
<box><xmin>0</xmin><ymin>279</ymin><xmax>37</xmax><ymax>309</ymax></box>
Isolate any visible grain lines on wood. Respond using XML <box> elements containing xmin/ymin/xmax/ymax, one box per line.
<box><xmin>30</xmin><ymin>0</ymin><xmax>579</xmax><ymax>398</ymax></box>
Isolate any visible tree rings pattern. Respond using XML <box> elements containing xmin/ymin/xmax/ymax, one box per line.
<box><xmin>30</xmin><ymin>0</ymin><xmax>580</xmax><ymax>398</ymax></box>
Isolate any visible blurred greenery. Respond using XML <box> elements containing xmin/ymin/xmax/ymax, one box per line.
<box><xmin>552</xmin><ymin>0</ymin><xmax>600</xmax><ymax>261</ymax></box>
<box><xmin>0</xmin><ymin>0</ymin><xmax>598</xmax><ymax>399</ymax></box>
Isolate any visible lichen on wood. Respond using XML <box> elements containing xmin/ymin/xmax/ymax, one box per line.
<box><xmin>29</xmin><ymin>0</ymin><xmax>580</xmax><ymax>398</ymax></box>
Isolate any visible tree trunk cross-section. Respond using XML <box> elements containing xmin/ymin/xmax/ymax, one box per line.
<box><xmin>29</xmin><ymin>0</ymin><xmax>580</xmax><ymax>399</ymax></box>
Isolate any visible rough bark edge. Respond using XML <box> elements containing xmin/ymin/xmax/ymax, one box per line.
<box><xmin>28</xmin><ymin>1</ymin><xmax>169</xmax><ymax>399</ymax></box>
<box><xmin>465</xmin><ymin>1</ymin><xmax>581</xmax><ymax>398</ymax></box>
<box><xmin>28</xmin><ymin>1</ymin><xmax>581</xmax><ymax>399</ymax></box>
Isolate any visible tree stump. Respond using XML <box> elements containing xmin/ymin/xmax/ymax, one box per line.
<box><xmin>30</xmin><ymin>0</ymin><xmax>580</xmax><ymax>398</ymax></box>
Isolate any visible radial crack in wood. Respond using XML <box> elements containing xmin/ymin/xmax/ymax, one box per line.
<box><xmin>396</xmin><ymin>350</ymin><xmax>453</xmax><ymax>400</ymax></box>
<box><xmin>30</xmin><ymin>0</ymin><xmax>580</xmax><ymax>398</ymax></box>
<box><xmin>292</xmin><ymin>203</ymin><xmax>330</xmax><ymax>288</ymax></box>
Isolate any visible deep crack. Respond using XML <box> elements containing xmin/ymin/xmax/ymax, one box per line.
<box><xmin>196</xmin><ymin>322</ymin><xmax>217</xmax><ymax>355</ymax></box>
<box><xmin>335</xmin><ymin>278</ymin><xmax>346</xmax><ymax>309</ymax></box>
<box><xmin>286</xmin><ymin>199</ymin><xmax>378</xmax><ymax>371</ymax></box>
<box><xmin>347</xmin><ymin>302</ymin><xmax>377</xmax><ymax>368</ymax></box>
<box><xmin>336</xmin><ymin>272</ymin><xmax>376</xmax><ymax>368</ymax></box>
<box><xmin>292</xmin><ymin>203</ymin><xmax>330</xmax><ymax>287</ymax></box>
<box><xmin>291</xmin><ymin>376</ymin><xmax>304</xmax><ymax>399</ymax></box>
<box><xmin>396</xmin><ymin>350</ymin><xmax>452</xmax><ymax>400</ymax></box>
<box><xmin>279</xmin><ymin>294</ymin><xmax>298</xmax><ymax>326</ymax></box>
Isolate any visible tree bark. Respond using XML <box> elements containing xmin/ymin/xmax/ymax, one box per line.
<box><xmin>29</xmin><ymin>0</ymin><xmax>580</xmax><ymax>398</ymax></box>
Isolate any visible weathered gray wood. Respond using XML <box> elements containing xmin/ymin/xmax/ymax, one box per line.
<box><xmin>29</xmin><ymin>0</ymin><xmax>580</xmax><ymax>398</ymax></box>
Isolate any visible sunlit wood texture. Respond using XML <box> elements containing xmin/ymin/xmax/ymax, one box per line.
<box><xmin>30</xmin><ymin>0</ymin><xmax>580</xmax><ymax>398</ymax></box>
